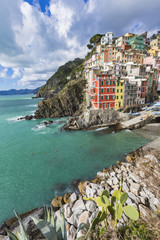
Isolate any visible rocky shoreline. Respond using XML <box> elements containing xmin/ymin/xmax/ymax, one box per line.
<box><xmin>0</xmin><ymin>135</ymin><xmax>160</xmax><ymax>239</ymax></box>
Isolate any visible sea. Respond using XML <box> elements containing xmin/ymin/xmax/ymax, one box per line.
<box><xmin>0</xmin><ymin>94</ymin><xmax>149</xmax><ymax>224</ymax></box>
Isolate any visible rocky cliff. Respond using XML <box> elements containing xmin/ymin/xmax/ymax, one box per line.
<box><xmin>36</xmin><ymin>58</ymin><xmax>84</xmax><ymax>99</ymax></box>
<box><xmin>35</xmin><ymin>79</ymin><xmax>86</xmax><ymax>119</ymax></box>
<box><xmin>62</xmin><ymin>109</ymin><xmax>130</xmax><ymax>130</ymax></box>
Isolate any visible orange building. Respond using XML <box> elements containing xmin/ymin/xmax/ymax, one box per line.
<box><xmin>104</xmin><ymin>46</ymin><xmax>118</xmax><ymax>62</ymax></box>
<box><xmin>90</xmin><ymin>73</ymin><xmax>116</xmax><ymax>109</ymax></box>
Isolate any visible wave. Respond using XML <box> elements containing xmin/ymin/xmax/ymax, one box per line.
<box><xmin>7</xmin><ymin>116</ymin><xmax>25</xmax><ymax>122</ymax></box>
<box><xmin>25</xmin><ymin>104</ymin><xmax>38</xmax><ymax>108</ymax></box>
<box><xmin>95</xmin><ymin>126</ymin><xmax>109</xmax><ymax>131</ymax></box>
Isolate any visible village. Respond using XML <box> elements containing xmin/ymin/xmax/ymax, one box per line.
<box><xmin>84</xmin><ymin>32</ymin><xmax>160</xmax><ymax>113</ymax></box>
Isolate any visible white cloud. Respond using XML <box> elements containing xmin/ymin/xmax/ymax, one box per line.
<box><xmin>0</xmin><ymin>68</ymin><xmax>8</xmax><ymax>78</ymax></box>
<box><xmin>0</xmin><ymin>0</ymin><xmax>160</xmax><ymax>89</ymax></box>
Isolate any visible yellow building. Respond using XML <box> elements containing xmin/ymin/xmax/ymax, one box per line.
<box><xmin>115</xmin><ymin>79</ymin><xmax>124</xmax><ymax>110</ymax></box>
<box><xmin>149</xmin><ymin>48</ymin><xmax>160</xmax><ymax>56</ymax></box>
<box><xmin>150</xmin><ymin>37</ymin><xmax>160</xmax><ymax>50</ymax></box>
<box><xmin>116</xmin><ymin>51</ymin><xmax>143</xmax><ymax>64</ymax></box>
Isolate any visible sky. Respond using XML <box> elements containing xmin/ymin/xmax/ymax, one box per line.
<box><xmin>0</xmin><ymin>0</ymin><xmax>160</xmax><ymax>90</ymax></box>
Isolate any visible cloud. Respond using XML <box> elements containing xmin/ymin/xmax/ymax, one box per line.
<box><xmin>0</xmin><ymin>0</ymin><xmax>160</xmax><ymax>89</ymax></box>
<box><xmin>0</xmin><ymin>68</ymin><xmax>8</xmax><ymax>79</ymax></box>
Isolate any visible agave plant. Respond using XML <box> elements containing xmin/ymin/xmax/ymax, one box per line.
<box><xmin>7</xmin><ymin>210</ymin><xmax>29</xmax><ymax>240</ymax></box>
<box><xmin>32</xmin><ymin>205</ymin><xmax>67</xmax><ymax>240</ymax></box>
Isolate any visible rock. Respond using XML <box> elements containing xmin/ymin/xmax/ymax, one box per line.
<box><xmin>97</xmin><ymin>172</ymin><xmax>106</xmax><ymax>180</ymax></box>
<box><xmin>25</xmin><ymin>115</ymin><xmax>34</xmax><ymax>120</ymax></box>
<box><xmin>63</xmin><ymin>204</ymin><xmax>72</xmax><ymax>218</ymax></box>
<box><xmin>110</xmin><ymin>172</ymin><xmax>115</xmax><ymax>177</ymax></box>
<box><xmin>85</xmin><ymin>200</ymin><xmax>97</xmax><ymax>213</ymax></box>
<box><xmin>126</xmin><ymin>155</ymin><xmax>132</xmax><ymax>162</ymax></box>
<box><xmin>69</xmin><ymin>192</ymin><xmax>77</xmax><ymax>204</ymax></box>
<box><xmin>35</xmin><ymin>68</ymin><xmax>86</xmax><ymax>119</ymax></box>
<box><xmin>122</xmin><ymin>182</ymin><xmax>129</xmax><ymax>193</ymax></box>
<box><xmin>72</xmin><ymin>199</ymin><xmax>86</xmax><ymax>212</ymax></box>
<box><xmin>51</xmin><ymin>196</ymin><xmax>63</xmax><ymax>208</ymax></box>
<box><xmin>89</xmin><ymin>211</ymin><xmax>98</xmax><ymax>224</ymax></box>
<box><xmin>86</xmin><ymin>185</ymin><xmax>96</xmax><ymax>198</ymax></box>
<box><xmin>78</xmin><ymin>181</ymin><xmax>89</xmax><ymax>195</ymax></box>
<box><xmin>130</xmin><ymin>174</ymin><xmax>140</xmax><ymax>183</ymax></box>
<box><xmin>78</xmin><ymin>211</ymin><xmax>90</xmax><ymax>226</ymax></box>
<box><xmin>130</xmin><ymin>183</ymin><xmax>140</xmax><ymax>195</ymax></box>
<box><xmin>139</xmin><ymin>204</ymin><xmax>151</xmax><ymax>218</ymax></box>
<box><xmin>67</xmin><ymin>225</ymin><xmax>77</xmax><ymax>240</ymax></box>
<box><xmin>128</xmin><ymin>192</ymin><xmax>140</xmax><ymax>204</ymax></box>
<box><xmin>149</xmin><ymin>198</ymin><xmax>159</xmax><ymax>211</ymax></box>
<box><xmin>140</xmin><ymin>197</ymin><xmax>148</xmax><ymax>205</ymax></box>
<box><xmin>63</xmin><ymin>193</ymin><xmax>72</xmax><ymax>204</ymax></box>
<box><xmin>143</xmin><ymin>188</ymin><xmax>155</xmax><ymax>199</ymax></box>
<box><xmin>121</xmin><ymin>165</ymin><xmax>127</xmax><ymax>172</ymax></box>
<box><xmin>106</xmin><ymin>178</ymin><xmax>112</xmax><ymax>186</ymax></box>
<box><xmin>67</xmin><ymin>210</ymin><xmax>82</xmax><ymax>227</ymax></box>
<box><xmin>91</xmin><ymin>178</ymin><xmax>100</xmax><ymax>184</ymax></box>
<box><xmin>126</xmin><ymin>197</ymin><xmax>133</xmax><ymax>205</ymax></box>
<box><xmin>112</xmin><ymin>176</ymin><xmax>119</xmax><ymax>185</ymax></box>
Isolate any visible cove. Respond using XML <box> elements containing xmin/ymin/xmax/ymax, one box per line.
<box><xmin>0</xmin><ymin>95</ymin><xmax>149</xmax><ymax>224</ymax></box>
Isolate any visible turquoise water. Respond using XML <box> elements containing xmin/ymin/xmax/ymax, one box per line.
<box><xmin>0</xmin><ymin>95</ymin><xmax>149</xmax><ymax>224</ymax></box>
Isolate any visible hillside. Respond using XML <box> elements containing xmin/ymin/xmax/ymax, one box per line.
<box><xmin>36</xmin><ymin>58</ymin><xmax>84</xmax><ymax>98</ymax></box>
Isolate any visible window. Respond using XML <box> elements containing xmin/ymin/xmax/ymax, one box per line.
<box><xmin>113</xmin><ymin>88</ymin><xmax>115</xmax><ymax>92</ymax></box>
<box><xmin>121</xmin><ymin>89</ymin><xmax>123</xmax><ymax>92</ymax></box>
<box><xmin>106</xmin><ymin>81</ymin><xmax>108</xmax><ymax>85</ymax></box>
<box><xmin>130</xmin><ymin>70</ymin><xmax>132</xmax><ymax>73</ymax></box>
<box><xmin>121</xmin><ymin>96</ymin><xmax>123</xmax><ymax>99</ymax></box>
<box><xmin>105</xmin><ymin>96</ymin><xmax>108</xmax><ymax>100</ymax></box>
<box><xmin>117</xmin><ymin>96</ymin><xmax>119</xmax><ymax>99</ymax></box>
<box><xmin>121</xmin><ymin>83</ymin><xmax>123</xmax><ymax>86</ymax></box>
<box><xmin>109</xmin><ymin>53</ymin><xmax>111</xmax><ymax>55</ymax></box>
<box><xmin>101</xmin><ymin>96</ymin><xmax>103</xmax><ymax>100</ymax></box>
<box><xmin>113</xmin><ymin>80</ymin><xmax>115</xmax><ymax>85</ymax></box>
<box><xmin>101</xmin><ymin>80</ymin><xmax>104</xmax><ymax>85</ymax></box>
<box><xmin>101</xmin><ymin>88</ymin><xmax>104</xmax><ymax>93</ymax></box>
<box><xmin>117</xmin><ymin>89</ymin><xmax>119</xmax><ymax>93</ymax></box>
<box><xmin>107</xmin><ymin>88</ymin><xmax>109</xmax><ymax>93</ymax></box>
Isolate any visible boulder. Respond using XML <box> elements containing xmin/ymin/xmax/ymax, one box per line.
<box><xmin>51</xmin><ymin>196</ymin><xmax>63</xmax><ymax>208</ymax></box>
<box><xmin>85</xmin><ymin>200</ymin><xmax>97</xmax><ymax>213</ymax></box>
<box><xmin>72</xmin><ymin>199</ymin><xmax>86</xmax><ymax>212</ymax></box>
<box><xmin>63</xmin><ymin>193</ymin><xmax>72</xmax><ymax>204</ymax></box>
<box><xmin>78</xmin><ymin>181</ymin><xmax>89</xmax><ymax>195</ymax></box>
<box><xmin>130</xmin><ymin>183</ymin><xmax>140</xmax><ymax>195</ymax></box>
<box><xmin>67</xmin><ymin>225</ymin><xmax>77</xmax><ymax>240</ymax></box>
<box><xmin>69</xmin><ymin>192</ymin><xmax>77</xmax><ymax>204</ymax></box>
<box><xmin>78</xmin><ymin>211</ymin><xmax>90</xmax><ymax>226</ymax></box>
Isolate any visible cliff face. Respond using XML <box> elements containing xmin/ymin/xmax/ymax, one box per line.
<box><xmin>62</xmin><ymin>109</ymin><xmax>130</xmax><ymax>130</ymax></box>
<box><xmin>35</xmin><ymin>79</ymin><xmax>86</xmax><ymax>119</ymax></box>
<box><xmin>36</xmin><ymin>58</ymin><xmax>84</xmax><ymax>98</ymax></box>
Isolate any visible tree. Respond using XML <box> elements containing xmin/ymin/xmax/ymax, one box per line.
<box><xmin>87</xmin><ymin>44</ymin><xmax>94</xmax><ymax>50</ymax></box>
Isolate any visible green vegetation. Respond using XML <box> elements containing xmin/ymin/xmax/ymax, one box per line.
<box><xmin>38</xmin><ymin>58</ymin><xmax>84</xmax><ymax>94</ymax></box>
<box><xmin>7</xmin><ymin>210</ymin><xmax>29</xmax><ymax>240</ymax></box>
<box><xmin>83</xmin><ymin>178</ymin><xmax>139</xmax><ymax>234</ymax></box>
<box><xmin>89</xmin><ymin>34</ymin><xmax>104</xmax><ymax>46</ymax></box>
<box><xmin>119</xmin><ymin>220</ymin><xmax>154</xmax><ymax>240</ymax></box>
<box><xmin>32</xmin><ymin>206</ymin><xmax>67</xmax><ymax>240</ymax></box>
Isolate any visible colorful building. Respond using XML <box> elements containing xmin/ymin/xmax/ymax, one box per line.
<box><xmin>127</xmin><ymin>35</ymin><xmax>145</xmax><ymax>50</ymax></box>
<box><xmin>115</xmin><ymin>33</ymin><xmax>135</xmax><ymax>47</ymax></box>
<box><xmin>115</xmin><ymin>79</ymin><xmax>124</xmax><ymax>110</ymax></box>
<box><xmin>90</xmin><ymin>73</ymin><xmax>116</xmax><ymax>109</ymax></box>
<box><xmin>104</xmin><ymin>45</ymin><xmax>118</xmax><ymax>62</ymax></box>
<box><xmin>101</xmin><ymin>32</ymin><xmax>113</xmax><ymax>45</ymax></box>
<box><xmin>150</xmin><ymin>37</ymin><xmax>160</xmax><ymax>50</ymax></box>
<box><xmin>116</xmin><ymin>51</ymin><xmax>143</xmax><ymax>64</ymax></box>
